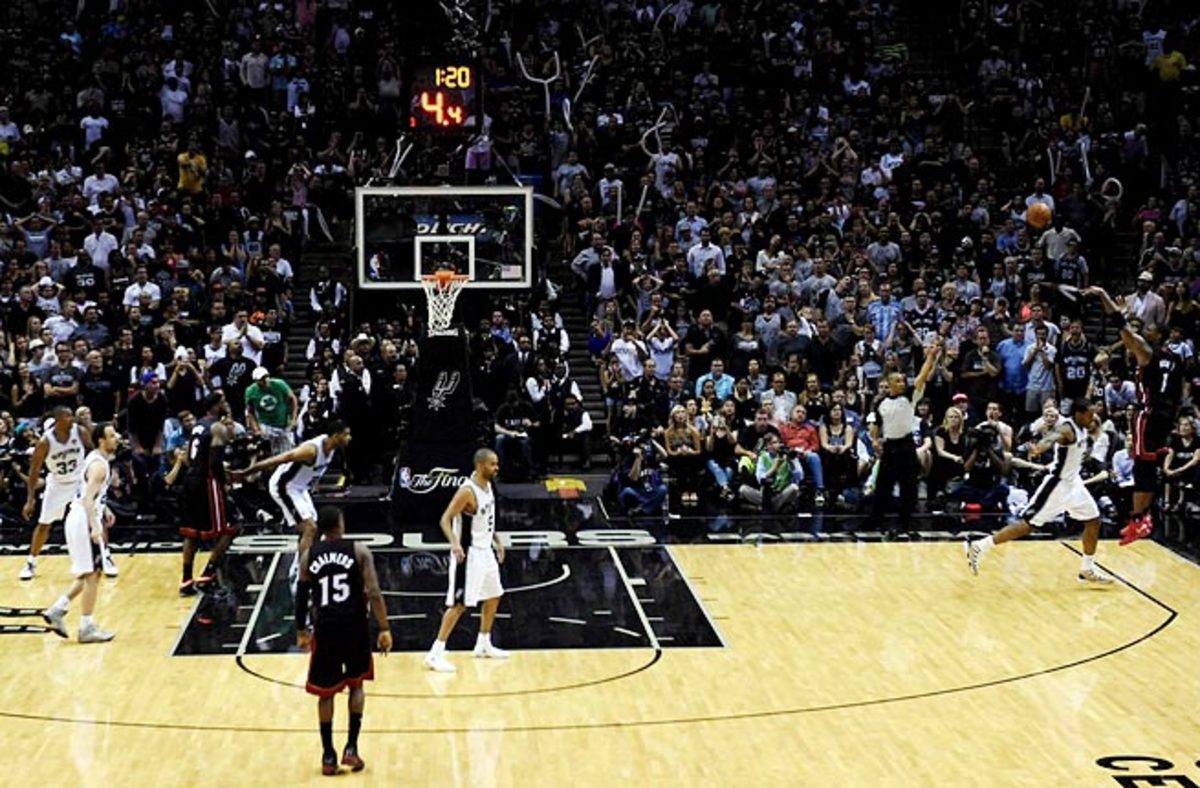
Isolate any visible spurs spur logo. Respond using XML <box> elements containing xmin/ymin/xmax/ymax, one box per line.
<box><xmin>426</xmin><ymin>370</ymin><xmax>461</xmax><ymax>411</ymax></box>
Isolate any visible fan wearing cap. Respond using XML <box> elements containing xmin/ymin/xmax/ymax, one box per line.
<box><xmin>1127</xmin><ymin>270</ymin><xmax>1168</xmax><ymax>327</ymax></box>
<box><xmin>246</xmin><ymin>367</ymin><xmax>299</xmax><ymax>455</ymax></box>
<box><xmin>34</xmin><ymin>276</ymin><xmax>63</xmax><ymax>316</ymax></box>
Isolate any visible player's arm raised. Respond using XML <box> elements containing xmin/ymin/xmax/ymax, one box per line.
<box><xmin>21</xmin><ymin>437</ymin><xmax>49</xmax><ymax>521</ymax></box>
<box><xmin>913</xmin><ymin>339</ymin><xmax>942</xmax><ymax>402</ymax></box>
<box><xmin>233</xmin><ymin>441</ymin><xmax>315</xmax><ymax>480</ymax></box>
<box><xmin>439</xmin><ymin>486</ymin><xmax>472</xmax><ymax>563</ymax></box>
<box><xmin>356</xmin><ymin>543</ymin><xmax>392</xmax><ymax>654</ymax></box>
<box><xmin>1084</xmin><ymin>286</ymin><xmax>1152</xmax><ymax>367</ymax></box>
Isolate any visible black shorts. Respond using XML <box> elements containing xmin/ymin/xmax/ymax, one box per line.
<box><xmin>1133</xmin><ymin>410</ymin><xmax>1173</xmax><ymax>461</ymax></box>
<box><xmin>306</xmin><ymin>617</ymin><xmax>374</xmax><ymax>698</ymax></box>
<box><xmin>179</xmin><ymin>475</ymin><xmax>235</xmax><ymax>540</ymax></box>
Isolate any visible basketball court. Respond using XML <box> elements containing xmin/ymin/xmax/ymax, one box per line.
<box><xmin>2</xmin><ymin>510</ymin><xmax>1197</xmax><ymax>786</ymax></box>
<box><xmin>3</xmin><ymin>187</ymin><xmax>1194</xmax><ymax>785</ymax></box>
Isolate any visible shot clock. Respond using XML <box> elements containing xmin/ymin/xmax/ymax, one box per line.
<box><xmin>408</xmin><ymin>63</ymin><xmax>479</xmax><ymax>130</ymax></box>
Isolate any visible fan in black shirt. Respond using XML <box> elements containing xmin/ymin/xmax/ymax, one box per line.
<box><xmin>208</xmin><ymin>343</ymin><xmax>254</xmax><ymax>420</ymax></box>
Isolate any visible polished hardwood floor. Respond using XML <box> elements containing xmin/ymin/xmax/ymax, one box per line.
<box><xmin>1</xmin><ymin>538</ymin><xmax>1197</xmax><ymax>786</ymax></box>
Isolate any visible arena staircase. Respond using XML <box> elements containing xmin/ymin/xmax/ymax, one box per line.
<box><xmin>281</xmin><ymin>240</ymin><xmax>349</xmax><ymax>394</ymax></box>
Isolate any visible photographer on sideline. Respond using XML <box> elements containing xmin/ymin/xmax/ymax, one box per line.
<box><xmin>615</xmin><ymin>440</ymin><xmax>668</xmax><ymax>516</ymax></box>
<box><xmin>949</xmin><ymin>422</ymin><xmax>1011</xmax><ymax>509</ymax></box>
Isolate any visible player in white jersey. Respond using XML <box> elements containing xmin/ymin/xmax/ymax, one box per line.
<box><xmin>234</xmin><ymin>419</ymin><xmax>352</xmax><ymax>561</ymax></box>
<box><xmin>424</xmin><ymin>448</ymin><xmax>510</xmax><ymax>673</ymax></box>
<box><xmin>18</xmin><ymin>407</ymin><xmax>96</xmax><ymax>580</ymax></box>
<box><xmin>41</xmin><ymin>423</ymin><xmax>122</xmax><ymax>643</ymax></box>
<box><xmin>966</xmin><ymin>398</ymin><xmax>1113</xmax><ymax>584</ymax></box>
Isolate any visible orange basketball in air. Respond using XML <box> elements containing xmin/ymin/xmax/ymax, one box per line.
<box><xmin>1026</xmin><ymin>201</ymin><xmax>1052</xmax><ymax>229</ymax></box>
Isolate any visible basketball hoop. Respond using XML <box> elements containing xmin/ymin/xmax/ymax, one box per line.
<box><xmin>420</xmin><ymin>272</ymin><xmax>470</xmax><ymax>337</ymax></box>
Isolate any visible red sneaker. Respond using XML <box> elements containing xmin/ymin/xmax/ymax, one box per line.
<box><xmin>1119</xmin><ymin>514</ymin><xmax>1153</xmax><ymax>546</ymax></box>
<box><xmin>322</xmin><ymin>752</ymin><xmax>338</xmax><ymax>776</ymax></box>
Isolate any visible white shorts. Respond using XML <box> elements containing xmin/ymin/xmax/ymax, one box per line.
<box><xmin>1023</xmin><ymin>475</ymin><xmax>1101</xmax><ymax>527</ymax></box>
<box><xmin>38</xmin><ymin>479</ymin><xmax>77</xmax><ymax>525</ymax></box>
<box><xmin>270</xmin><ymin>484</ymin><xmax>316</xmax><ymax>528</ymax></box>
<box><xmin>63</xmin><ymin>505</ymin><xmax>103</xmax><ymax>578</ymax></box>
<box><xmin>445</xmin><ymin>547</ymin><xmax>503</xmax><ymax>608</ymax></box>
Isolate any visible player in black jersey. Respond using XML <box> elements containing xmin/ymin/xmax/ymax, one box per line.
<box><xmin>178</xmin><ymin>392</ymin><xmax>239</xmax><ymax>596</ymax></box>
<box><xmin>1085</xmin><ymin>286</ymin><xmax>1186</xmax><ymax>544</ymax></box>
<box><xmin>296</xmin><ymin>506</ymin><xmax>391</xmax><ymax>776</ymax></box>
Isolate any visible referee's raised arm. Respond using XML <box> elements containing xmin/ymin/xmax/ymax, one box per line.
<box><xmin>912</xmin><ymin>338</ymin><xmax>943</xmax><ymax>404</ymax></box>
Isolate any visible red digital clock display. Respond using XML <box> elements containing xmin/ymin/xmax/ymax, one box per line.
<box><xmin>409</xmin><ymin>64</ymin><xmax>478</xmax><ymax>129</ymax></box>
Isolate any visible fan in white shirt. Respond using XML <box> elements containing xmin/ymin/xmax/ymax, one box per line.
<box><xmin>122</xmin><ymin>267</ymin><xmax>163</xmax><ymax>308</ymax></box>
<box><xmin>82</xmin><ymin>225</ymin><xmax>118</xmax><ymax>269</ymax></box>
<box><xmin>221</xmin><ymin>309</ymin><xmax>266</xmax><ymax>365</ymax></box>
<box><xmin>82</xmin><ymin>165</ymin><xmax>118</xmax><ymax>204</ymax></box>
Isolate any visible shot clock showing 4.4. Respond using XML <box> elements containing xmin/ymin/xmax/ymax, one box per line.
<box><xmin>409</xmin><ymin>63</ymin><xmax>479</xmax><ymax>129</ymax></box>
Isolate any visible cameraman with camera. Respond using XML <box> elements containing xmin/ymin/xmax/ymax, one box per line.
<box><xmin>949</xmin><ymin>422</ymin><xmax>1011</xmax><ymax>510</ymax></box>
<box><xmin>615</xmin><ymin>439</ymin><xmax>668</xmax><ymax>517</ymax></box>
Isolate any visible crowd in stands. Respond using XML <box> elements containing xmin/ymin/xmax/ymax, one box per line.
<box><xmin>468</xmin><ymin>0</ymin><xmax>1199</xmax><ymax>524</ymax></box>
<box><xmin>0</xmin><ymin>0</ymin><xmax>1196</xmax><ymax>530</ymax></box>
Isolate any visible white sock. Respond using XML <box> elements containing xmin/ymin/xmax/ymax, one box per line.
<box><xmin>975</xmin><ymin>535</ymin><xmax>996</xmax><ymax>553</ymax></box>
<box><xmin>1081</xmin><ymin>555</ymin><xmax>1095</xmax><ymax>572</ymax></box>
<box><xmin>430</xmin><ymin>639</ymin><xmax>446</xmax><ymax>656</ymax></box>
<box><xmin>53</xmin><ymin>595</ymin><xmax>70</xmax><ymax>612</ymax></box>
<box><xmin>81</xmin><ymin>615</ymin><xmax>95</xmax><ymax>629</ymax></box>
<box><xmin>476</xmin><ymin>632</ymin><xmax>491</xmax><ymax>648</ymax></box>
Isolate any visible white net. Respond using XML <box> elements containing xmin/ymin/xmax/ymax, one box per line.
<box><xmin>420</xmin><ymin>275</ymin><xmax>469</xmax><ymax>336</ymax></box>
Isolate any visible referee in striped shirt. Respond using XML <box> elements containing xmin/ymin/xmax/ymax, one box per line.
<box><xmin>869</xmin><ymin>339</ymin><xmax>943</xmax><ymax>534</ymax></box>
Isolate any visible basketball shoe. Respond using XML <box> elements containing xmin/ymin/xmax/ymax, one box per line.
<box><xmin>341</xmin><ymin>747</ymin><xmax>365</xmax><ymax>772</ymax></box>
<box><xmin>1119</xmin><ymin>513</ymin><xmax>1153</xmax><ymax>546</ymax></box>
<box><xmin>321</xmin><ymin>752</ymin><xmax>338</xmax><ymax>776</ymax></box>
<box><xmin>965</xmin><ymin>538</ymin><xmax>981</xmax><ymax>576</ymax></box>
<box><xmin>78</xmin><ymin>622</ymin><xmax>115</xmax><ymax>643</ymax></box>
<box><xmin>42</xmin><ymin>607</ymin><xmax>68</xmax><ymax>638</ymax></box>
<box><xmin>102</xmin><ymin>552</ymin><xmax>118</xmax><ymax>578</ymax></box>
<box><xmin>424</xmin><ymin>653</ymin><xmax>456</xmax><ymax>673</ymax></box>
<box><xmin>18</xmin><ymin>558</ymin><xmax>36</xmax><ymax>581</ymax></box>
<box><xmin>1077</xmin><ymin>567</ymin><xmax>1115</xmax><ymax>585</ymax></box>
<box><xmin>474</xmin><ymin>643</ymin><xmax>511</xmax><ymax>659</ymax></box>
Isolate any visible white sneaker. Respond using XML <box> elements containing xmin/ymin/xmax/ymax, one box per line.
<box><xmin>424</xmin><ymin>652</ymin><xmax>456</xmax><ymax>673</ymax></box>
<box><xmin>19</xmin><ymin>559</ymin><xmax>35</xmax><ymax>581</ymax></box>
<box><xmin>42</xmin><ymin>607</ymin><xmax>68</xmax><ymax>639</ymax></box>
<box><xmin>965</xmin><ymin>538</ymin><xmax>981</xmax><ymax>576</ymax></box>
<box><xmin>78</xmin><ymin>623</ymin><xmax>115</xmax><ymax>643</ymax></box>
<box><xmin>1078</xmin><ymin>567</ymin><xmax>1115</xmax><ymax>585</ymax></box>
<box><xmin>473</xmin><ymin>643</ymin><xmax>511</xmax><ymax>659</ymax></box>
<box><xmin>102</xmin><ymin>553</ymin><xmax>118</xmax><ymax>578</ymax></box>
<box><xmin>814</xmin><ymin>491</ymin><xmax>827</xmax><ymax>508</ymax></box>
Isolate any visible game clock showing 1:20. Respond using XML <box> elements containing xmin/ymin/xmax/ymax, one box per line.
<box><xmin>409</xmin><ymin>64</ymin><xmax>478</xmax><ymax>129</ymax></box>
